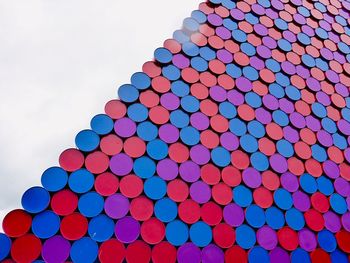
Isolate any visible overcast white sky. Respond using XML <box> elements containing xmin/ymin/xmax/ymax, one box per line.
<box><xmin>0</xmin><ymin>0</ymin><xmax>202</xmax><ymax>229</ymax></box>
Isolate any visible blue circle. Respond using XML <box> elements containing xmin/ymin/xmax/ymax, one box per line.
<box><xmin>68</xmin><ymin>169</ymin><xmax>94</xmax><ymax>194</ymax></box>
<box><xmin>291</xmin><ymin>248</ymin><xmax>311</xmax><ymax>263</ymax></box>
<box><xmin>246</xmin><ymin>205</ymin><xmax>265</xmax><ymax>228</ymax></box>
<box><xmin>222</xmin><ymin>0</ymin><xmax>236</xmax><ymax>9</ymax></box>
<box><xmin>147</xmin><ymin>139</ymin><xmax>169</xmax><ymax>160</ymax></box>
<box><xmin>276</xmin><ymin>73</ymin><xmax>290</xmax><ymax>86</ymax></box>
<box><xmin>229</xmin><ymin>118</ymin><xmax>247</xmax><ymax>136</ymax></box>
<box><xmin>277</xmin><ymin>139</ymin><xmax>294</xmax><ymax>157</ymax></box>
<box><xmin>331</xmin><ymin>249</ymin><xmax>348</xmax><ymax>263</ymax></box>
<box><xmin>277</xmin><ymin>39</ymin><xmax>292</xmax><ymax>51</ymax></box>
<box><xmin>154</xmin><ymin>198</ymin><xmax>178</xmax><ymax>223</ymax></box>
<box><xmin>144</xmin><ymin>177</ymin><xmax>166</xmax><ymax>200</ymax></box>
<box><xmin>171</xmin><ymin>81</ymin><xmax>189</xmax><ymax>97</ymax></box>
<box><xmin>247</xmin><ymin>120</ymin><xmax>265</xmax><ymax>138</ymax></box>
<box><xmin>341</xmin><ymin>108</ymin><xmax>350</xmax><ymax>122</ymax></box>
<box><xmin>173</xmin><ymin>30</ymin><xmax>189</xmax><ymax>44</ymax></box>
<box><xmin>223</xmin><ymin>18</ymin><xmax>238</xmax><ymax>30</ymax></box>
<box><xmin>312</xmin><ymin>102</ymin><xmax>327</xmax><ymax>118</ymax></box>
<box><xmin>226</xmin><ymin>64</ymin><xmax>242</xmax><ymax>78</ymax></box>
<box><xmin>232</xmin><ymin>29</ymin><xmax>247</xmax><ymax>42</ymax></box>
<box><xmin>191</xmin><ymin>57</ymin><xmax>208</xmax><ymax>72</ymax></box>
<box><xmin>297</xmin><ymin>33</ymin><xmax>311</xmax><ymax>45</ymax></box>
<box><xmin>311</xmin><ymin>144</ymin><xmax>327</xmax><ymax>162</ymax></box>
<box><xmin>41</xmin><ymin>166</ymin><xmax>68</xmax><ymax>192</ymax></box>
<box><xmin>266</xmin><ymin>59</ymin><xmax>281</xmax><ymax>73</ymax></box>
<box><xmin>189</xmin><ymin>221</ymin><xmax>212</xmax><ymax>247</ymax></box>
<box><xmin>154</xmin><ymin>48</ymin><xmax>172</xmax><ymax>63</ymax></box>
<box><xmin>315</xmin><ymin>28</ymin><xmax>328</xmax><ymax>40</ymax></box>
<box><xmin>181</xmin><ymin>95</ymin><xmax>200</xmax><ymax>113</ymax></box>
<box><xmin>219</xmin><ymin>102</ymin><xmax>237</xmax><ymax>119</ymax></box>
<box><xmin>258</xmin><ymin>0</ymin><xmax>270</xmax><ymax>7</ymax></box>
<box><xmin>333</xmin><ymin>133</ymin><xmax>347</xmax><ymax>150</ymax></box>
<box><xmin>245</xmin><ymin>13</ymin><xmax>259</xmax><ymax>24</ymax></box>
<box><xmin>118</xmin><ymin>84</ymin><xmax>139</xmax><ymax>103</ymax></box>
<box><xmin>236</xmin><ymin>225</ymin><xmax>256</xmax><ymax>249</ymax></box>
<box><xmin>300</xmin><ymin>173</ymin><xmax>317</xmax><ymax>194</ymax></box>
<box><xmin>245</xmin><ymin>92</ymin><xmax>262</xmax><ymax>108</ymax></box>
<box><xmin>0</xmin><ymin>233</ymin><xmax>11</xmax><ymax>261</ymax></box>
<box><xmin>130</xmin><ymin>72</ymin><xmax>151</xmax><ymax>90</ymax></box>
<box><xmin>211</xmin><ymin>147</ymin><xmax>231</xmax><ymax>167</ymax></box>
<box><xmin>170</xmin><ymin>110</ymin><xmax>190</xmax><ymax>128</ymax></box>
<box><xmin>233</xmin><ymin>186</ymin><xmax>252</xmax><ymax>207</ymax></box>
<box><xmin>78</xmin><ymin>192</ymin><xmax>104</xmax><ymax>217</ymax></box>
<box><xmin>241</xmin><ymin>43</ymin><xmax>256</xmax><ymax>56</ymax></box>
<box><xmin>265</xmin><ymin>206</ymin><xmax>285</xmax><ymax>230</ymax></box>
<box><xmin>275</xmin><ymin>18</ymin><xmax>288</xmax><ymax>30</ymax></box>
<box><xmin>127</xmin><ymin>103</ymin><xmax>148</xmax><ymax>122</ymax></box>
<box><xmin>199</xmin><ymin>47</ymin><xmax>216</xmax><ymax>61</ymax></box>
<box><xmin>301</xmin><ymin>54</ymin><xmax>316</xmax><ymax>67</ymax></box>
<box><xmin>330</xmin><ymin>193</ymin><xmax>347</xmax><ymax>214</ymax></box>
<box><xmin>180</xmin><ymin>126</ymin><xmax>200</xmax><ymax>146</ymax></box>
<box><xmin>162</xmin><ymin>65</ymin><xmax>180</xmax><ymax>80</ymax></box>
<box><xmin>274</xmin><ymin>188</ymin><xmax>292</xmax><ymax>210</ymax></box>
<box><xmin>70</xmin><ymin>237</ymin><xmax>98</xmax><ymax>263</ymax></box>
<box><xmin>182</xmin><ymin>42</ymin><xmax>199</xmax><ymax>57</ymax></box>
<box><xmin>32</xmin><ymin>210</ymin><xmax>60</xmax><ymax>238</ymax></box>
<box><xmin>338</xmin><ymin>42</ymin><xmax>350</xmax><ymax>54</ymax></box>
<box><xmin>285</xmin><ymin>85</ymin><xmax>301</xmax><ymax>100</ymax></box>
<box><xmin>250</xmin><ymin>152</ymin><xmax>269</xmax><ymax>171</ymax></box>
<box><xmin>166</xmin><ymin>220</ymin><xmax>189</xmax><ymax>246</ymax></box>
<box><xmin>318</xmin><ymin>230</ymin><xmax>337</xmax><ymax>252</ymax></box>
<box><xmin>322</xmin><ymin>118</ymin><xmax>337</xmax><ymax>133</ymax></box>
<box><xmin>137</xmin><ymin>121</ymin><xmax>158</xmax><ymax>141</ymax></box>
<box><xmin>249</xmin><ymin>247</ymin><xmax>269</xmax><ymax>263</ymax></box>
<box><xmin>317</xmin><ymin>176</ymin><xmax>334</xmax><ymax>196</ymax></box>
<box><xmin>183</xmin><ymin>17</ymin><xmax>200</xmax><ymax>31</ymax></box>
<box><xmin>315</xmin><ymin>58</ymin><xmax>329</xmax><ymax>71</ymax></box>
<box><xmin>240</xmin><ymin>134</ymin><xmax>258</xmax><ymax>153</ymax></box>
<box><xmin>88</xmin><ymin>214</ymin><xmax>114</xmax><ymax>242</ymax></box>
<box><xmin>272</xmin><ymin>110</ymin><xmax>289</xmax><ymax>126</ymax></box>
<box><xmin>133</xmin><ymin>156</ymin><xmax>156</xmax><ymax>179</ymax></box>
<box><xmin>191</xmin><ymin>10</ymin><xmax>206</xmax><ymax>23</ymax></box>
<box><xmin>75</xmin><ymin>130</ymin><xmax>100</xmax><ymax>152</ymax></box>
<box><xmin>90</xmin><ymin>114</ymin><xmax>113</xmax><ymax>135</ymax></box>
<box><xmin>21</xmin><ymin>186</ymin><xmax>50</xmax><ymax>213</ymax></box>
<box><xmin>286</xmin><ymin>208</ymin><xmax>305</xmax><ymax>230</ymax></box>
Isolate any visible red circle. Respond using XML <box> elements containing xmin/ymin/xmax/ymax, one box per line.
<box><xmin>253</xmin><ymin>187</ymin><xmax>273</xmax><ymax>208</ymax></box>
<box><xmin>278</xmin><ymin>227</ymin><xmax>298</xmax><ymax>251</ymax></box>
<box><xmin>336</xmin><ymin>230</ymin><xmax>350</xmax><ymax>253</ymax></box>
<box><xmin>152</xmin><ymin>76</ymin><xmax>170</xmax><ymax>93</ymax></box>
<box><xmin>60</xmin><ymin>212</ymin><xmax>88</xmax><ymax>240</ymax></box>
<box><xmin>310</xmin><ymin>248</ymin><xmax>331</xmax><ymax>263</ymax></box>
<box><xmin>152</xmin><ymin>241</ymin><xmax>177</xmax><ymax>263</ymax></box>
<box><xmin>100</xmin><ymin>134</ymin><xmax>123</xmax><ymax>156</ymax></box>
<box><xmin>200</xmin><ymin>130</ymin><xmax>220</xmax><ymax>149</ymax></box>
<box><xmin>258</xmin><ymin>138</ymin><xmax>276</xmax><ymax>156</ymax></box>
<box><xmin>210</xmin><ymin>115</ymin><xmax>229</xmax><ymax>133</ymax></box>
<box><xmin>221</xmin><ymin>166</ymin><xmax>241</xmax><ymax>187</ymax></box>
<box><xmin>304</xmin><ymin>209</ymin><xmax>324</xmax><ymax>232</ymax></box>
<box><xmin>168</xmin><ymin>143</ymin><xmax>189</xmax><ymax>163</ymax></box>
<box><xmin>201</xmin><ymin>164</ymin><xmax>221</xmax><ymax>185</ymax></box>
<box><xmin>209</xmin><ymin>60</ymin><xmax>226</xmax><ymax>74</ymax></box>
<box><xmin>149</xmin><ymin>106</ymin><xmax>169</xmax><ymax>125</ymax></box>
<box><xmin>178</xmin><ymin>199</ymin><xmax>200</xmax><ymax>224</ymax></box>
<box><xmin>2</xmin><ymin>209</ymin><xmax>32</xmax><ymax>238</ymax></box>
<box><xmin>262</xmin><ymin>171</ymin><xmax>280</xmax><ymax>191</ymax></box>
<box><xmin>95</xmin><ymin>172</ymin><xmax>119</xmax><ymax>196</ymax></box>
<box><xmin>208</xmin><ymin>35</ymin><xmax>224</xmax><ymax>49</ymax></box>
<box><xmin>85</xmin><ymin>151</ymin><xmax>109</xmax><ymax>174</ymax></box>
<box><xmin>288</xmin><ymin>157</ymin><xmax>305</xmax><ymax>176</ymax></box>
<box><xmin>59</xmin><ymin>148</ymin><xmax>84</xmax><ymax>172</ymax></box>
<box><xmin>120</xmin><ymin>175</ymin><xmax>143</xmax><ymax>198</ymax></box>
<box><xmin>200</xmin><ymin>72</ymin><xmax>217</xmax><ymax>87</ymax></box>
<box><xmin>104</xmin><ymin>100</ymin><xmax>126</xmax><ymax>119</ymax></box>
<box><xmin>294</xmin><ymin>141</ymin><xmax>312</xmax><ymax>160</ymax></box>
<box><xmin>237</xmin><ymin>104</ymin><xmax>255</xmax><ymax>121</ymax></box>
<box><xmin>200</xmin><ymin>99</ymin><xmax>219</xmax><ymax>116</ymax></box>
<box><xmin>225</xmin><ymin>246</ymin><xmax>247</xmax><ymax>263</ymax></box>
<box><xmin>51</xmin><ymin>189</ymin><xmax>78</xmax><ymax>216</ymax></box>
<box><xmin>266</xmin><ymin>123</ymin><xmax>283</xmax><ymax>140</ymax></box>
<box><xmin>140</xmin><ymin>90</ymin><xmax>160</xmax><ymax>108</ymax></box>
<box><xmin>99</xmin><ymin>239</ymin><xmax>126</xmax><ymax>263</ymax></box>
<box><xmin>311</xmin><ymin>192</ymin><xmax>330</xmax><ymax>213</ymax></box>
<box><xmin>218</xmin><ymin>74</ymin><xmax>235</xmax><ymax>90</ymax></box>
<box><xmin>163</xmin><ymin>39</ymin><xmax>181</xmax><ymax>54</ymax></box>
<box><xmin>213</xmin><ymin>223</ymin><xmax>235</xmax><ymax>248</ymax></box>
<box><xmin>130</xmin><ymin>196</ymin><xmax>154</xmax><ymax>221</ymax></box>
<box><xmin>182</xmin><ymin>68</ymin><xmax>200</xmax><ymax>84</ymax></box>
<box><xmin>305</xmin><ymin>159</ymin><xmax>323</xmax><ymax>177</ymax></box>
<box><xmin>167</xmin><ymin>179</ymin><xmax>189</xmax><ymax>202</ymax></box>
<box><xmin>340</xmin><ymin>163</ymin><xmax>350</xmax><ymax>181</ymax></box>
<box><xmin>212</xmin><ymin>183</ymin><xmax>233</xmax><ymax>205</ymax></box>
<box><xmin>231</xmin><ymin>150</ymin><xmax>250</xmax><ymax>170</ymax></box>
<box><xmin>201</xmin><ymin>202</ymin><xmax>223</xmax><ymax>226</ymax></box>
<box><xmin>191</xmin><ymin>83</ymin><xmax>209</xmax><ymax>100</ymax></box>
<box><xmin>11</xmin><ymin>234</ymin><xmax>41</xmax><ymax>262</ymax></box>
<box><xmin>142</xmin><ymin>61</ymin><xmax>161</xmax><ymax>78</ymax></box>
<box><xmin>126</xmin><ymin>240</ymin><xmax>152</xmax><ymax>263</ymax></box>
<box><xmin>141</xmin><ymin>218</ymin><xmax>165</xmax><ymax>245</ymax></box>
<box><xmin>124</xmin><ymin>137</ymin><xmax>146</xmax><ymax>158</ymax></box>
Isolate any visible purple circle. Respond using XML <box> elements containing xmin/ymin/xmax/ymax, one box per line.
<box><xmin>326</xmin><ymin>70</ymin><xmax>340</xmax><ymax>83</ymax></box>
<box><xmin>210</xmin><ymin>86</ymin><xmax>227</xmax><ymax>102</ymax></box>
<box><xmin>255</xmin><ymin>108</ymin><xmax>272</xmax><ymax>124</ymax></box>
<box><xmin>160</xmin><ymin>93</ymin><xmax>180</xmax><ymax>110</ymax></box>
<box><xmin>220</xmin><ymin>132</ymin><xmax>239</xmax><ymax>151</ymax></box>
<box><xmin>257</xmin><ymin>226</ymin><xmax>278</xmax><ymax>250</ymax></box>
<box><xmin>251</xmin><ymin>4</ymin><xmax>265</xmax><ymax>15</ymax></box>
<box><xmin>115</xmin><ymin>216</ymin><xmax>140</xmax><ymax>243</ymax></box>
<box><xmin>320</xmin><ymin>48</ymin><xmax>333</xmax><ymax>60</ymax></box>
<box><xmin>269</xmin><ymin>154</ymin><xmax>288</xmax><ymax>173</ymax></box>
<box><xmin>324</xmin><ymin>211</ymin><xmax>341</xmax><ymax>233</ymax></box>
<box><xmin>190</xmin><ymin>112</ymin><xmax>210</xmax><ymax>131</ymax></box>
<box><xmin>294</xmin><ymin>13</ymin><xmax>306</xmax><ymax>25</ymax></box>
<box><xmin>223</xmin><ymin>203</ymin><xmax>244</xmax><ymax>227</ymax></box>
<box><xmin>283</xmin><ymin>31</ymin><xmax>296</xmax><ymax>43</ymax></box>
<box><xmin>283</xmin><ymin>126</ymin><xmax>300</xmax><ymax>143</ymax></box>
<box><xmin>296</xmin><ymin>65</ymin><xmax>310</xmax><ymax>78</ymax></box>
<box><xmin>281</xmin><ymin>172</ymin><xmax>299</xmax><ymax>192</ymax></box>
<box><xmin>306</xmin><ymin>116</ymin><xmax>321</xmax><ymax>132</ymax></box>
<box><xmin>335</xmin><ymin>83</ymin><xmax>349</xmax><ymax>97</ymax></box>
<box><xmin>316</xmin><ymin>91</ymin><xmax>331</xmax><ymax>106</ymax></box>
<box><xmin>110</xmin><ymin>153</ymin><xmax>133</xmax><ymax>176</ymax></box>
<box><xmin>177</xmin><ymin>243</ymin><xmax>201</xmax><ymax>263</ymax></box>
<box><xmin>345</xmin><ymin>148</ymin><xmax>350</xmax><ymax>163</ymax></box>
<box><xmin>230</xmin><ymin>9</ymin><xmax>245</xmax><ymax>20</ymax></box>
<box><xmin>242</xmin><ymin>167</ymin><xmax>261</xmax><ymax>188</ymax></box>
<box><xmin>257</xmin><ymin>45</ymin><xmax>272</xmax><ymax>59</ymax></box>
<box><xmin>293</xmin><ymin>191</ymin><xmax>310</xmax><ymax>212</ymax></box>
<box><xmin>236</xmin><ymin>77</ymin><xmax>252</xmax><ymax>92</ymax></box>
<box><xmin>216</xmin><ymin>27</ymin><xmax>231</xmax><ymax>40</ymax></box>
<box><xmin>202</xmin><ymin>244</ymin><xmax>224</xmax><ymax>263</ymax></box>
<box><xmin>269</xmin><ymin>247</ymin><xmax>290</xmax><ymax>263</ymax></box>
<box><xmin>290</xmin><ymin>112</ymin><xmax>306</xmax><ymax>129</ymax></box>
<box><xmin>190</xmin><ymin>181</ymin><xmax>211</xmax><ymax>204</ymax></box>
<box><xmin>298</xmin><ymin>229</ymin><xmax>317</xmax><ymax>252</ymax></box>
<box><xmin>172</xmin><ymin>54</ymin><xmax>190</xmax><ymax>69</ymax></box>
<box><xmin>338</xmin><ymin>119</ymin><xmax>350</xmax><ymax>136</ymax></box>
<box><xmin>263</xmin><ymin>94</ymin><xmax>279</xmax><ymax>110</ymax></box>
<box><xmin>114</xmin><ymin>118</ymin><xmax>136</xmax><ymax>138</ymax></box>
<box><xmin>279</xmin><ymin>98</ymin><xmax>295</xmax><ymax>114</ymax></box>
<box><xmin>157</xmin><ymin>158</ymin><xmax>178</xmax><ymax>181</ymax></box>
<box><xmin>254</xmin><ymin>24</ymin><xmax>268</xmax><ymax>36</ymax></box>
<box><xmin>302</xmin><ymin>25</ymin><xmax>315</xmax><ymax>37</ymax></box>
<box><xmin>281</xmin><ymin>61</ymin><xmax>296</xmax><ymax>75</ymax></box>
<box><xmin>262</xmin><ymin>36</ymin><xmax>277</xmax><ymax>49</ymax></box>
<box><xmin>159</xmin><ymin>124</ymin><xmax>179</xmax><ymax>143</ymax></box>
<box><xmin>317</xmin><ymin>130</ymin><xmax>333</xmax><ymax>147</ymax></box>
<box><xmin>271</xmin><ymin>0</ymin><xmax>284</xmax><ymax>10</ymax></box>
<box><xmin>217</xmin><ymin>49</ymin><xmax>233</xmax><ymax>63</ymax></box>
<box><xmin>179</xmin><ymin>161</ymin><xmax>200</xmax><ymax>182</ymax></box>
<box><xmin>323</xmin><ymin>160</ymin><xmax>340</xmax><ymax>179</ymax></box>
<box><xmin>341</xmin><ymin>212</ymin><xmax>350</xmax><ymax>232</ymax></box>
<box><xmin>250</xmin><ymin>56</ymin><xmax>265</xmax><ymax>70</ymax></box>
<box><xmin>104</xmin><ymin>193</ymin><xmax>130</xmax><ymax>219</ymax></box>
<box><xmin>227</xmin><ymin>90</ymin><xmax>244</xmax><ymax>106</ymax></box>
<box><xmin>190</xmin><ymin>144</ymin><xmax>211</xmax><ymax>165</ymax></box>
<box><xmin>208</xmin><ymin>13</ymin><xmax>222</xmax><ymax>26</ymax></box>
<box><xmin>42</xmin><ymin>235</ymin><xmax>71</xmax><ymax>263</ymax></box>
